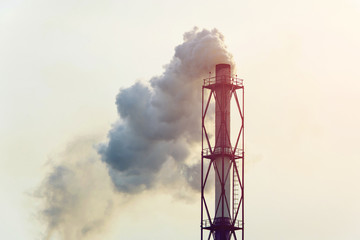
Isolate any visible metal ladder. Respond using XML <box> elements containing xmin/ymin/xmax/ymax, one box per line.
<box><xmin>233</xmin><ymin>158</ymin><xmax>240</xmax><ymax>219</ymax></box>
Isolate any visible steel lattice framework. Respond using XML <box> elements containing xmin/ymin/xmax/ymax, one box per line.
<box><xmin>201</xmin><ymin>66</ymin><xmax>244</xmax><ymax>240</ymax></box>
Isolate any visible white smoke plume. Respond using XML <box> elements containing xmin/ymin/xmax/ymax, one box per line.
<box><xmin>37</xmin><ymin>137</ymin><xmax>118</xmax><ymax>240</ymax></box>
<box><xmin>37</xmin><ymin>27</ymin><xmax>235</xmax><ymax>240</ymax></box>
<box><xmin>99</xmin><ymin>27</ymin><xmax>235</xmax><ymax>193</ymax></box>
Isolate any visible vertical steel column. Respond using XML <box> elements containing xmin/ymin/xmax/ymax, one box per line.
<box><xmin>201</xmin><ymin>64</ymin><xmax>244</xmax><ymax>240</ymax></box>
<box><xmin>214</xmin><ymin>64</ymin><xmax>231</xmax><ymax>240</ymax></box>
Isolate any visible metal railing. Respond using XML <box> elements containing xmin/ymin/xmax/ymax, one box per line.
<box><xmin>202</xmin><ymin>218</ymin><xmax>242</xmax><ymax>228</ymax></box>
<box><xmin>203</xmin><ymin>76</ymin><xmax>243</xmax><ymax>87</ymax></box>
<box><xmin>202</xmin><ymin>147</ymin><xmax>243</xmax><ymax>157</ymax></box>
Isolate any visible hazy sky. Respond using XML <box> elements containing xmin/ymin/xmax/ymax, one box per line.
<box><xmin>1</xmin><ymin>0</ymin><xmax>360</xmax><ymax>239</ymax></box>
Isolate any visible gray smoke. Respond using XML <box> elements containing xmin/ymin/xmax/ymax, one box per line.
<box><xmin>99</xmin><ymin>27</ymin><xmax>235</xmax><ymax>193</ymax></box>
<box><xmin>37</xmin><ymin>27</ymin><xmax>234</xmax><ymax>240</ymax></box>
<box><xmin>37</xmin><ymin>137</ymin><xmax>117</xmax><ymax>240</ymax></box>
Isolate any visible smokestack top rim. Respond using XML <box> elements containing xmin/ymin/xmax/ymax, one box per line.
<box><xmin>216</xmin><ymin>63</ymin><xmax>231</xmax><ymax>70</ymax></box>
<box><xmin>216</xmin><ymin>63</ymin><xmax>231</xmax><ymax>66</ymax></box>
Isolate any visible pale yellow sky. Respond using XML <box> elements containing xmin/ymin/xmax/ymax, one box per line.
<box><xmin>1</xmin><ymin>0</ymin><xmax>360</xmax><ymax>239</ymax></box>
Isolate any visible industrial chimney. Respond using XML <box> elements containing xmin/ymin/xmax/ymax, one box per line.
<box><xmin>201</xmin><ymin>64</ymin><xmax>244</xmax><ymax>240</ymax></box>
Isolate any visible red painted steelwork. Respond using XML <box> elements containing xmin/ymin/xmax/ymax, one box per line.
<box><xmin>201</xmin><ymin>64</ymin><xmax>244</xmax><ymax>240</ymax></box>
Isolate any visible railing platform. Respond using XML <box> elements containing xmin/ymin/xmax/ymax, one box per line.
<box><xmin>203</xmin><ymin>76</ymin><xmax>243</xmax><ymax>90</ymax></box>
<box><xmin>202</xmin><ymin>147</ymin><xmax>243</xmax><ymax>159</ymax></box>
<box><xmin>201</xmin><ymin>218</ymin><xmax>242</xmax><ymax>230</ymax></box>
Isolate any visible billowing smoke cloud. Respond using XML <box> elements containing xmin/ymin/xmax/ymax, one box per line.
<box><xmin>99</xmin><ymin>27</ymin><xmax>235</xmax><ymax>193</ymax></box>
<box><xmin>37</xmin><ymin>27</ymin><xmax>234</xmax><ymax>240</ymax></box>
<box><xmin>37</xmin><ymin>137</ymin><xmax>118</xmax><ymax>240</ymax></box>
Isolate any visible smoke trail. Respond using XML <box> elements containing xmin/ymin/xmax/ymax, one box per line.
<box><xmin>99</xmin><ymin>27</ymin><xmax>235</xmax><ymax>193</ymax></box>
<box><xmin>37</xmin><ymin>27</ymin><xmax>234</xmax><ymax>240</ymax></box>
<box><xmin>38</xmin><ymin>137</ymin><xmax>117</xmax><ymax>240</ymax></box>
